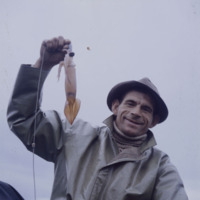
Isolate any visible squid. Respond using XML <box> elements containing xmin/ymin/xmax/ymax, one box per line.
<box><xmin>58</xmin><ymin>45</ymin><xmax>81</xmax><ymax>124</ymax></box>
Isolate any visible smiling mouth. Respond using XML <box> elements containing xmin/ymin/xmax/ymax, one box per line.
<box><xmin>125</xmin><ymin>117</ymin><xmax>143</xmax><ymax>125</ymax></box>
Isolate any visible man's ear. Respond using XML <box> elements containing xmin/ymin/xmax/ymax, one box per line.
<box><xmin>111</xmin><ymin>100</ymin><xmax>120</xmax><ymax>115</ymax></box>
<box><xmin>150</xmin><ymin>114</ymin><xmax>160</xmax><ymax>128</ymax></box>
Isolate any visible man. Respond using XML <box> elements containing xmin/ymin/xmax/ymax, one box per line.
<box><xmin>7</xmin><ymin>36</ymin><xmax>188</xmax><ymax>200</ymax></box>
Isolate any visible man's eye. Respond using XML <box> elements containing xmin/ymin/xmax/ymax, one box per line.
<box><xmin>143</xmin><ymin>106</ymin><xmax>153</xmax><ymax>113</ymax></box>
<box><xmin>126</xmin><ymin>101</ymin><xmax>136</xmax><ymax>106</ymax></box>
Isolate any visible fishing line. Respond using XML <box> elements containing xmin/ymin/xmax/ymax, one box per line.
<box><xmin>32</xmin><ymin>47</ymin><xmax>46</xmax><ymax>200</ymax></box>
<box><xmin>31</xmin><ymin>43</ymin><xmax>71</xmax><ymax>199</ymax></box>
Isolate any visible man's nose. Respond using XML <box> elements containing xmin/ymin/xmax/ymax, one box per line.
<box><xmin>130</xmin><ymin>106</ymin><xmax>141</xmax><ymax>117</ymax></box>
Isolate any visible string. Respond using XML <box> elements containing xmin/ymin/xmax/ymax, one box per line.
<box><xmin>32</xmin><ymin>47</ymin><xmax>46</xmax><ymax>200</ymax></box>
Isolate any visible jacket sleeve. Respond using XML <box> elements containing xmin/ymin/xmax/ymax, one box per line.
<box><xmin>7</xmin><ymin>65</ymin><xmax>64</xmax><ymax>162</ymax></box>
<box><xmin>152</xmin><ymin>153</ymin><xmax>188</xmax><ymax>200</ymax></box>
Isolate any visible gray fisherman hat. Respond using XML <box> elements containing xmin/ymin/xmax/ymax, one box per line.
<box><xmin>107</xmin><ymin>78</ymin><xmax>168</xmax><ymax>123</ymax></box>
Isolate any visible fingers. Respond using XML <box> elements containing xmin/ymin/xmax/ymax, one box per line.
<box><xmin>38</xmin><ymin>36</ymin><xmax>73</xmax><ymax>69</ymax></box>
<box><xmin>42</xmin><ymin>36</ymin><xmax>71</xmax><ymax>52</ymax></box>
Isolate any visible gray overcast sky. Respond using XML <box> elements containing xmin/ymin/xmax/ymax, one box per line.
<box><xmin>1</xmin><ymin>0</ymin><xmax>200</xmax><ymax>199</ymax></box>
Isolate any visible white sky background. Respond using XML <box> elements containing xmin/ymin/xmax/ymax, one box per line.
<box><xmin>0</xmin><ymin>0</ymin><xmax>200</xmax><ymax>199</ymax></box>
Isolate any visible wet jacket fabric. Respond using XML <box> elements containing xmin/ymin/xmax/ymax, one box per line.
<box><xmin>7</xmin><ymin>65</ymin><xmax>188</xmax><ymax>200</ymax></box>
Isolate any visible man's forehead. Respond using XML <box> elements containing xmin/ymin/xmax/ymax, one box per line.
<box><xmin>123</xmin><ymin>90</ymin><xmax>155</xmax><ymax>106</ymax></box>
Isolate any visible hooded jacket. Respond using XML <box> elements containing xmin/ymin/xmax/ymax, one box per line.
<box><xmin>7</xmin><ymin>65</ymin><xmax>188</xmax><ymax>200</ymax></box>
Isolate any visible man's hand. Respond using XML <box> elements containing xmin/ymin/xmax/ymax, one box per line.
<box><xmin>33</xmin><ymin>36</ymin><xmax>71</xmax><ymax>70</ymax></box>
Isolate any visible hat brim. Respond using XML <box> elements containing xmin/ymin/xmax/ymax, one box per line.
<box><xmin>107</xmin><ymin>80</ymin><xmax>168</xmax><ymax>123</ymax></box>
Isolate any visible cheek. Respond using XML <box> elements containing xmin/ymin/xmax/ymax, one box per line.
<box><xmin>117</xmin><ymin>109</ymin><xmax>128</xmax><ymax>119</ymax></box>
<box><xmin>115</xmin><ymin>109</ymin><xmax>125</xmax><ymax>122</ymax></box>
<box><xmin>146</xmin><ymin>115</ymin><xmax>154</xmax><ymax>126</ymax></box>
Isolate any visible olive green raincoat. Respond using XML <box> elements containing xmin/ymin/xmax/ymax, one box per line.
<box><xmin>7</xmin><ymin>65</ymin><xmax>188</xmax><ymax>200</ymax></box>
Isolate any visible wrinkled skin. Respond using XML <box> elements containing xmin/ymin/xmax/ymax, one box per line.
<box><xmin>112</xmin><ymin>91</ymin><xmax>159</xmax><ymax>137</ymax></box>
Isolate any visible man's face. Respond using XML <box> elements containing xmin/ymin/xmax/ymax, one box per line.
<box><xmin>112</xmin><ymin>91</ymin><xmax>158</xmax><ymax>137</ymax></box>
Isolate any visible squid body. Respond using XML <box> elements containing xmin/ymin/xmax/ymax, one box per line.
<box><xmin>58</xmin><ymin>48</ymin><xmax>81</xmax><ymax>124</ymax></box>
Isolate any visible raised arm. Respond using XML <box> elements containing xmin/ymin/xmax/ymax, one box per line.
<box><xmin>7</xmin><ymin>36</ymin><xmax>72</xmax><ymax>162</ymax></box>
